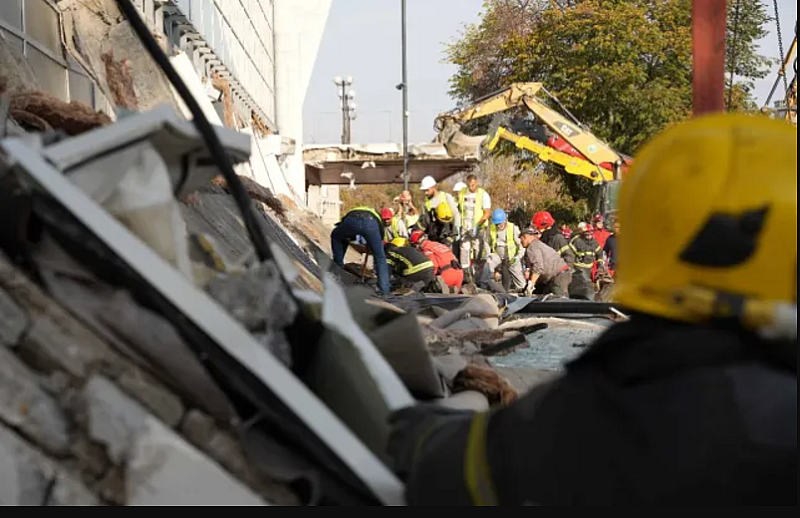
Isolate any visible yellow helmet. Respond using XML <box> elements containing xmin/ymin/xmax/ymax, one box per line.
<box><xmin>614</xmin><ymin>114</ymin><xmax>796</xmax><ymax>334</ymax></box>
<box><xmin>391</xmin><ymin>237</ymin><xmax>409</xmax><ymax>247</ymax></box>
<box><xmin>436</xmin><ymin>201</ymin><xmax>454</xmax><ymax>223</ymax></box>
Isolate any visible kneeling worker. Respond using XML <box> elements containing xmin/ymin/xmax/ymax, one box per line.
<box><xmin>384</xmin><ymin>239</ymin><xmax>436</xmax><ymax>291</ymax></box>
<box><xmin>330</xmin><ymin>206</ymin><xmax>390</xmax><ymax>295</ymax></box>
<box><xmin>387</xmin><ymin>114</ymin><xmax>796</xmax><ymax>505</ymax></box>
<box><xmin>519</xmin><ymin>227</ymin><xmax>572</xmax><ymax>297</ymax></box>
<box><xmin>410</xmin><ymin>230</ymin><xmax>463</xmax><ymax>293</ymax></box>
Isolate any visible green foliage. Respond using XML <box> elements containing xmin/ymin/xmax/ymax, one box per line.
<box><xmin>446</xmin><ymin>0</ymin><xmax>774</xmax><ymax>157</ymax></box>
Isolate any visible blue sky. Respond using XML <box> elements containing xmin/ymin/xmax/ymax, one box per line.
<box><xmin>303</xmin><ymin>0</ymin><xmax>796</xmax><ymax>145</ymax></box>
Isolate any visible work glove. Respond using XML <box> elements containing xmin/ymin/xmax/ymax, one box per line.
<box><xmin>387</xmin><ymin>404</ymin><xmax>473</xmax><ymax>481</ymax></box>
<box><xmin>524</xmin><ymin>282</ymin><xmax>536</xmax><ymax>298</ymax></box>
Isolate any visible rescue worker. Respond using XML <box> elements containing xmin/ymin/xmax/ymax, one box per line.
<box><xmin>420</xmin><ymin>175</ymin><xmax>461</xmax><ymax>243</ymax></box>
<box><xmin>395</xmin><ymin>190</ymin><xmax>422</xmax><ymax>232</ymax></box>
<box><xmin>560</xmin><ymin>224</ymin><xmax>572</xmax><ymax>240</ymax></box>
<box><xmin>567</xmin><ymin>222</ymin><xmax>605</xmax><ymax>299</ymax></box>
<box><xmin>457</xmin><ymin>174</ymin><xmax>492</xmax><ymax>273</ymax></box>
<box><xmin>331</xmin><ymin>206</ymin><xmax>390</xmax><ymax>295</ymax></box>
<box><xmin>387</xmin><ymin>114</ymin><xmax>797</xmax><ymax>505</ymax></box>
<box><xmin>519</xmin><ymin>227</ymin><xmax>572</xmax><ymax>298</ymax></box>
<box><xmin>381</xmin><ymin>208</ymin><xmax>407</xmax><ymax>242</ymax></box>
<box><xmin>481</xmin><ymin>209</ymin><xmax>525</xmax><ymax>291</ymax></box>
<box><xmin>384</xmin><ymin>239</ymin><xmax>436</xmax><ymax>291</ymax></box>
<box><xmin>592</xmin><ymin>214</ymin><xmax>612</xmax><ymax>249</ymax></box>
<box><xmin>603</xmin><ymin>219</ymin><xmax>620</xmax><ymax>272</ymax></box>
<box><xmin>410</xmin><ymin>230</ymin><xmax>463</xmax><ymax>293</ymax></box>
<box><xmin>532</xmin><ymin>211</ymin><xmax>575</xmax><ymax>266</ymax></box>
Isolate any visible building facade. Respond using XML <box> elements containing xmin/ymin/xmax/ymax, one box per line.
<box><xmin>1</xmin><ymin>0</ymin><xmax>331</xmax><ymax>209</ymax></box>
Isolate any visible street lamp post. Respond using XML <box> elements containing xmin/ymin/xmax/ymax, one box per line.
<box><xmin>400</xmin><ymin>0</ymin><xmax>409</xmax><ymax>190</ymax></box>
<box><xmin>333</xmin><ymin>76</ymin><xmax>357</xmax><ymax>144</ymax></box>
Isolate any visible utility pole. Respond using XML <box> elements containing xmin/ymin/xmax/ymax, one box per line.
<box><xmin>333</xmin><ymin>76</ymin><xmax>356</xmax><ymax>144</ymax></box>
<box><xmin>692</xmin><ymin>0</ymin><xmax>727</xmax><ymax>115</ymax></box>
<box><xmin>400</xmin><ymin>0</ymin><xmax>410</xmax><ymax>190</ymax></box>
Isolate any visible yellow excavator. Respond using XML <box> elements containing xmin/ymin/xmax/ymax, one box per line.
<box><xmin>435</xmin><ymin>83</ymin><xmax>631</xmax><ymax>217</ymax></box>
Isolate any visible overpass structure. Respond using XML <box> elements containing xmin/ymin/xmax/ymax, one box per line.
<box><xmin>304</xmin><ymin>142</ymin><xmax>480</xmax><ymax>187</ymax></box>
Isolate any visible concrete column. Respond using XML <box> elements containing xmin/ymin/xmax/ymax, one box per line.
<box><xmin>274</xmin><ymin>0</ymin><xmax>332</xmax><ymax>204</ymax></box>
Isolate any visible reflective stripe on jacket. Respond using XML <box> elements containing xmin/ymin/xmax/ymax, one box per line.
<box><xmin>386</xmin><ymin>247</ymin><xmax>435</xmax><ymax>276</ymax></box>
<box><xmin>569</xmin><ymin>235</ymin><xmax>604</xmax><ymax>269</ymax></box>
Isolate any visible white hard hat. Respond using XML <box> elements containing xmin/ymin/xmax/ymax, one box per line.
<box><xmin>420</xmin><ymin>176</ymin><xmax>437</xmax><ymax>190</ymax></box>
<box><xmin>453</xmin><ymin>181</ymin><xmax>467</xmax><ymax>192</ymax></box>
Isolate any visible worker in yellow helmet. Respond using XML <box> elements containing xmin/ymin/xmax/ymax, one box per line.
<box><xmin>420</xmin><ymin>175</ymin><xmax>461</xmax><ymax>244</ymax></box>
<box><xmin>387</xmin><ymin>114</ymin><xmax>797</xmax><ymax>505</ymax></box>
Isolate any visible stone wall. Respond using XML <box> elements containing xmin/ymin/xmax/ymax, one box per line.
<box><xmin>0</xmin><ymin>252</ymin><xmax>298</xmax><ymax>505</ymax></box>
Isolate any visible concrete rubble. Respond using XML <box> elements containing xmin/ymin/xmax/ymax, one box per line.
<box><xmin>0</xmin><ymin>1</ymin><xmax>609</xmax><ymax>504</ymax></box>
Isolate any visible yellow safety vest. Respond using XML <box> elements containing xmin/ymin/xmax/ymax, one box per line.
<box><xmin>489</xmin><ymin>223</ymin><xmax>518</xmax><ymax>260</ymax></box>
<box><xmin>347</xmin><ymin>206</ymin><xmax>381</xmax><ymax>221</ymax></box>
<box><xmin>458</xmin><ymin>188</ymin><xmax>488</xmax><ymax>228</ymax></box>
<box><xmin>384</xmin><ymin>217</ymin><xmax>402</xmax><ymax>241</ymax></box>
<box><xmin>424</xmin><ymin>192</ymin><xmax>452</xmax><ymax>212</ymax></box>
<box><xmin>386</xmin><ymin>250</ymin><xmax>434</xmax><ymax>276</ymax></box>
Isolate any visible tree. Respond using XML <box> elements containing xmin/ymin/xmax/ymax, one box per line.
<box><xmin>446</xmin><ymin>0</ymin><xmax>773</xmax><ymax>156</ymax></box>
<box><xmin>725</xmin><ymin>0</ymin><xmax>773</xmax><ymax>111</ymax></box>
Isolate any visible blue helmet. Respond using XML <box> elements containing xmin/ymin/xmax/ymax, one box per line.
<box><xmin>491</xmin><ymin>208</ymin><xmax>507</xmax><ymax>225</ymax></box>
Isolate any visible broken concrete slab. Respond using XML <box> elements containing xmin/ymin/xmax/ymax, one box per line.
<box><xmin>0</xmin><ymin>347</ymin><xmax>70</xmax><ymax>455</ymax></box>
<box><xmin>126</xmin><ymin>417</ymin><xmax>267</xmax><ymax>506</ymax></box>
<box><xmin>0</xmin><ymin>423</ymin><xmax>99</xmax><ymax>506</ymax></box>
<box><xmin>0</xmin><ymin>288</ymin><xmax>28</xmax><ymax>347</ymax></box>
<box><xmin>60</xmin><ymin>0</ymin><xmax>180</xmax><ymax>115</ymax></box>
<box><xmin>84</xmin><ymin>375</ymin><xmax>151</xmax><ymax>465</ymax></box>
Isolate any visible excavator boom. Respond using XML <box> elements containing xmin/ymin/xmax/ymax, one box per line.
<box><xmin>435</xmin><ymin>82</ymin><xmax>626</xmax><ymax>172</ymax></box>
<box><xmin>486</xmin><ymin>127</ymin><xmax>615</xmax><ymax>183</ymax></box>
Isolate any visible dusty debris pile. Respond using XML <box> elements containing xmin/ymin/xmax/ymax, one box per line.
<box><xmin>0</xmin><ymin>251</ymin><xmax>298</xmax><ymax>505</ymax></box>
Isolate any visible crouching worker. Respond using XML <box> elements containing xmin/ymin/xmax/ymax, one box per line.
<box><xmin>386</xmin><ymin>115</ymin><xmax>797</xmax><ymax>505</ymax></box>
<box><xmin>410</xmin><ymin>230</ymin><xmax>463</xmax><ymax>293</ymax></box>
<box><xmin>482</xmin><ymin>209</ymin><xmax>525</xmax><ymax>291</ymax></box>
<box><xmin>331</xmin><ymin>206</ymin><xmax>390</xmax><ymax>295</ymax></box>
<box><xmin>384</xmin><ymin>239</ymin><xmax>436</xmax><ymax>292</ymax></box>
<box><xmin>519</xmin><ymin>227</ymin><xmax>572</xmax><ymax>297</ymax></box>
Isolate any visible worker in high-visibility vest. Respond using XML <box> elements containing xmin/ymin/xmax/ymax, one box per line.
<box><xmin>381</xmin><ymin>207</ymin><xmax>408</xmax><ymax>242</ymax></box>
<box><xmin>330</xmin><ymin>206</ymin><xmax>390</xmax><ymax>295</ymax></box>
<box><xmin>457</xmin><ymin>174</ymin><xmax>492</xmax><ymax>273</ymax></box>
<box><xmin>387</xmin><ymin>114</ymin><xmax>797</xmax><ymax>505</ymax></box>
<box><xmin>481</xmin><ymin>209</ymin><xmax>525</xmax><ymax>291</ymax></box>
<box><xmin>420</xmin><ymin>176</ymin><xmax>461</xmax><ymax>243</ymax></box>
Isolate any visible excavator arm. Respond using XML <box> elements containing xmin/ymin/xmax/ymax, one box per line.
<box><xmin>485</xmin><ymin>127</ymin><xmax>615</xmax><ymax>183</ymax></box>
<box><xmin>435</xmin><ymin>82</ymin><xmax>627</xmax><ymax>173</ymax></box>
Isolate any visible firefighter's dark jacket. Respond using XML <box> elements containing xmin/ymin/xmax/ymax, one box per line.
<box><xmin>385</xmin><ymin>245</ymin><xmax>435</xmax><ymax>278</ymax></box>
<box><xmin>569</xmin><ymin>234</ymin><xmax>603</xmax><ymax>269</ymax></box>
<box><xmin>542</xmin><ymin>228</ymin><xmax>575</xmax><ymax>266</ymax></box>
<box><xmin>392</xmin><ymin>316</ymin><xmax>797</xmax><ymax>505</ymax></box>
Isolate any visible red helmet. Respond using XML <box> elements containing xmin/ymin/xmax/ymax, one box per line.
<box><xmin>593</xmin><ymin>214</ymin><xmax>605</xmax><ymax>223</ymax></box>
<box><xmin>409</xmin><ymin>229</ymin><xmax>426</xmax><ymax>245</ymax></box>
<box><xmin>531</xmin><ymin>211</ymin><xmax>556</xmax><ymax>230</ymax></box>
<box><xmin>380</xmin><ymin>208</ymin><xmax>394</xmax><ymax>220</ymax></box>
<box><xmin>560</xmin><ymin>225</ymin><xmax>572</xmax><ymax>239</ymax></box>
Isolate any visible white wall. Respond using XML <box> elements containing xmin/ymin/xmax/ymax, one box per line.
<box><xmin>172</xmin><ymin>0</ymin><xmax>277</xmax><ymax>126</ymax></box>
<box><xmin>274</xmin><ymin>0</ymin><xmax>332</xmax><ymax>204</ymax></box>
